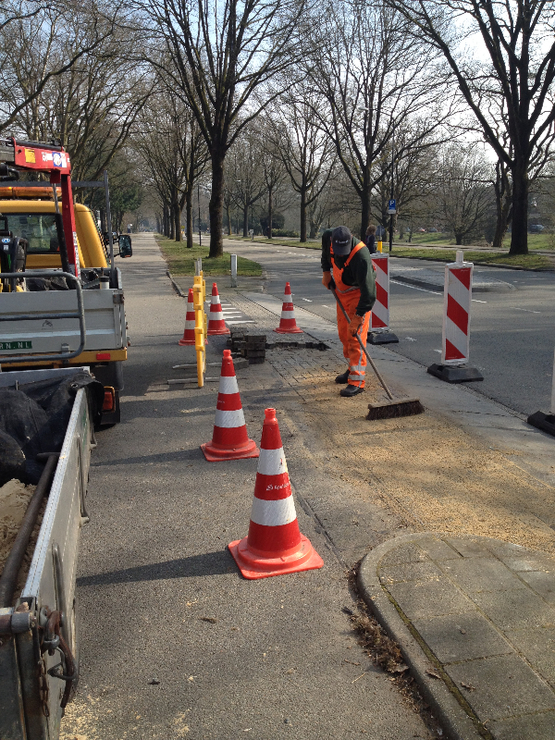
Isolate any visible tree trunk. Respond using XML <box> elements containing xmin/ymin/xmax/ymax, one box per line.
<box><xmin>226</xmin><ymin>204</ymin><xmax>231</xmax><ymax>235</ymax></box>
<box><xmin>268</xmin><ymin>185</ymin><xmax>273</xmax><ymax>238</ymax></box>
<box><xmin>173</xmin><ymin>199</ymin><xmax>181</xmax><ymax>242</ymax></box>
<box><xmin>243</xmin><ymin>205</ymin><xmax>249</xmax><ymax>237</ymax></box>
<box><xmin>509</xmin><ymin>162</ymin><xmax>529</xmax><ymax>255</ymax></box>
<box><xmin>361</xmin><ymin>182</ymin><xmax>371</xmax><ymax>242</ymax></box>
<box><xmin>186</xmin><ymin>193</ymin><xmax>194</xmax><ymax>248</ymax></box>
<box><xmin>209</xmin><ymin>153</ymin><xmax>225</xmax><ymax>258</ymax></box>
<box><xmin>300</xmin><ymin>190</ymin><xmax>307</xmax><ymax>242</ymax></box>
<box><xmin>163</xmin><ymin>204</ymin><xmax>170</xmax><ymax>238</ymax></box>
<box><xmin>491</xmin><ymin>204</ymin><xmax>511</xmax><ymax>251</ymax></box>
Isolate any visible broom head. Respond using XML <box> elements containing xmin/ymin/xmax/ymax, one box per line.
<box><xmin>367</xmin><ymin>397</ymin><xmax>424</xmax><ymax>420</ymax></box>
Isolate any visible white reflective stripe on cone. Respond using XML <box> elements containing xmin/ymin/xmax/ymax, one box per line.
<box><xmin>214</xmin><ymin>408</ymin><xmax>246</xmax><ymax>428</ymax></box>
<box><xmin>218</xmin><ymin>376</ymin><xmax>239</xmax><ymax>395</ymax></box>
<box><xmin>250</xmin><ymin>496</ymin><xmax>297</xmax><ymax>527</ymax></box>
<box><xmin>210</xmin><ymin>311</ymin><xmax>224</xmax><ymax>320</ymax></box>
<box><xmin>257</xmin><ymin>447</ymin><xmax>288</xmax><ymax>475</ymax></box>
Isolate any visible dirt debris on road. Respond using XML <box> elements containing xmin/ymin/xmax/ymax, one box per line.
<box><xmin>271</xmin><ymin>348</ymin><xmax>555</xmax><ymax>555</ymax></box>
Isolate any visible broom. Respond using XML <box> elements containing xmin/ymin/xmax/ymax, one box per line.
<box><xmin>331</xmin><ymin>288</ymin><xmax>424</xmax><ymax>420</ymax></box>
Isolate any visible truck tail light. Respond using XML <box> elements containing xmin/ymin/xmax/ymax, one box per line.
<box><xmin>102</xmin><ymin>386</ymin><xmax>116</xmax><ymax>412</ymax></box>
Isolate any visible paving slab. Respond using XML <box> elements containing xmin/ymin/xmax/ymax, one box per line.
<box><xmin>359</xmin><ymin>533</ymin><xmax>555</xmax><ymax>740</ymax></box>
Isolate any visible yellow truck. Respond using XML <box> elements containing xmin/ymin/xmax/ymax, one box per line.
<box><xmin>0</xmin><ymin>139</ymin><xmax>130</xmax><ymax>425</ymax></box>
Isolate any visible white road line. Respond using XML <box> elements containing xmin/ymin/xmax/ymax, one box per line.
<box><xmin>472</xmin><ymin>299</ymin><xmax>488</xmax><ymax>304</ymax></box>
<box><xmin>511</xmin><ymin>307</ymin><xmax>541</xmax><ymax>314</ymax></box>
<box><xmin>405</xmin><ymin>337</ymin><xmax>417</xmax><ymax>342</ymax></box>
<box><xmin>301</xmin><ymin>298</ymin><xmax>313</xmax><ymax>302</ymax></box>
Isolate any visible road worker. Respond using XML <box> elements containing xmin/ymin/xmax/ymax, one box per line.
<box><xmin>321</xmin><ymin>226</ymin><xmax>376</xmax><ymax>397</ymax></box>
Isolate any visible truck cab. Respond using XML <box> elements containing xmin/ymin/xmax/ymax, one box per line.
<box><xmin>0</xmin><ymin>140</ymin><xmax>129</xmax><ymax>426</ymax></box>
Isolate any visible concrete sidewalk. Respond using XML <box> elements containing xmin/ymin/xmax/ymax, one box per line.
<box><xmin>359</xmin><ymin>534</ymin><xmax>555</xmax><ymax>740</ymax></box>
<box><xmin>171</xmin><ymin>269</ymin><xmax>555</xmax><ymax>740</ymax></box>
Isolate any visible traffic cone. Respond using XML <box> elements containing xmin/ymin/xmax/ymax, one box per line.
<box><xmin>201</xmin><ymin>350</ymin><xmax>259</xmax><ymax>461</ymax></box>
<box><xmin>207</xmin><ymin>282</ymin><xmax>230</xmax><ymax>335</ymax></box>
<box><xmin>274</xmin><ymin>282</ymin><xmax>303</xmax><ymax>334</ymax></box>
<box><xmin>179</xmin><ymin>288</ymin><xmax>206</xmax><ymax>345</ymax></box>
<box><xmin>228</xmin><ymin>408</ymin><xmax>324</xmax><ymax>579</ymax></box>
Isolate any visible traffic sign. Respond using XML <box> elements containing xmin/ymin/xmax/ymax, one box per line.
<box><xmin>387</xmin><ymin>199</ymin><xmax>396</xmax><ymax>215</ymax></box>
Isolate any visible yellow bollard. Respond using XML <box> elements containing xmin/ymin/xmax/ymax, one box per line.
<box><xmin>193</xmin><ymin>280</ymin><xmax>207</xmax><ymax>387</ymax></box>
<box><xmin>377</xmin><ymin>240</ymin><xmax>383</xmax><ymax>253</ymax></box>
<box><xmin>195</xmin><ymin>326</ymin><xmax>205</xmax><ymax>388</ymax></box>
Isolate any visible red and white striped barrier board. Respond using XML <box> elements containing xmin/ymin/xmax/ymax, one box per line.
<box><xmin>371</xmin><ymin>253</ymin><xmax>390</xmax><ymax>332</ymax></box>
<box><xmin>442</xmin><ymin>253</ymin><xmax>474</xmax><ymax>365</ymax></box>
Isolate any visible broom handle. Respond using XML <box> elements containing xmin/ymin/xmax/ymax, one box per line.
<box><xmin>331</xmin><ymin>287</ymin><xmax>395</xmax><ymax>401</ymax></box>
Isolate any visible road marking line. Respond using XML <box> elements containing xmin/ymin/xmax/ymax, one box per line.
<box><xmin>301</xmin><ymin>298</ymin><xmax>313</xmax><ymax>302</ymax></box>
<box><xmin>511</xmin><ymin>307</ymin><xmax>541</xmax><ymax>314</ymax></box>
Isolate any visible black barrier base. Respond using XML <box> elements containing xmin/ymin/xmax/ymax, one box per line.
<box><xmin>368</xmin><ymin>331</ymin><xmax>399</xmax><ymax>345</ymax></box>
<box><xmin>427</xmin><ymin>363</ymin><xmax>484</xmax><ymax>384</ymax></box>
<box><xmin>527</xmin><ymin>411</ymin><xmax>555</xmax><ymax>437</ymax></box>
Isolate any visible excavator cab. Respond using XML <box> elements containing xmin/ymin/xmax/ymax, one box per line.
<box><xmin>0</xmin><ymin>215</ymin><xmax>27</xmax><ymax>292</ymax></box>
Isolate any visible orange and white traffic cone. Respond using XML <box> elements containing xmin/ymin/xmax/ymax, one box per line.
<box><xmin>274</xmin><ymin>282</ymin><xmax>303</xmax><ymax>334</ymax></box>
<box><xmin>178</xmin><ymin>288</ymin><xmax>197</xmax><ymax>345</ymax></box>
<box><xmin>201</xmin><ymin>350</ymin><xmax>259</xmax><ymax>461</ymax></box>
<box><xmin>207</xmin><ymin>282</ymin><xmax>230</xmax><ymax>335</ymax></box>
<box><xmin>228</xmin><ymin>408</ymin><xmax>324</xmax><ymax>579</ymax></box>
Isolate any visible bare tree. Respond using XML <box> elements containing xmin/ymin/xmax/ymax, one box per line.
<box><xmin>389</xmin><ymin>0</ymin><xmax>555</xmax><ymax>255</ymax></box>
<box><xmin>437</xmin><ymin>144</ymin><xmax>492</xmax><ymax>245</ymax></box>
<box><xmin>268</xmin><ymin>91</ymin><xmax>336</xmax><ymax>242</ymax></box>
<box><xmin>137</xmin><ymin>88</ymin><xmax>209</xmax><ymax>244</ymax></box>
<box><xmin>0</xmin><ymin>1</ymin><xmax>126</xmax><ymax>134</ymax></box>
<box><xmin>228</xmin><ymin>133</ymin><xmax>267</xmax><ymax>236</ymax></box>
<box><xmin>305</xmin><ymin>0</ymin><xmax>453</xmax><ymax>241</ymax></box>
<box><xmin>141</xmin><ymin>0</ymin><xmax>307</xmax><ymax>258</ymax></box>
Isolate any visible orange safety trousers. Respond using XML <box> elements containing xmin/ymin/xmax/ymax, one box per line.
<box><xmin>332</xmin><ymin>241</ymin><xmax>371</xmax><ymax>389</ymax></box>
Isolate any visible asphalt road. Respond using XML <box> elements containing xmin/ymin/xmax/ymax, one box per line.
<box><xmin>224</xmin><ymin>239</ymin><xmax>555</xmax><ymax>417</ymax></box>
<box><xmin>60</xmin><ymin>234</ymin><xmax>435</xmax><ymax>740</ymax></box>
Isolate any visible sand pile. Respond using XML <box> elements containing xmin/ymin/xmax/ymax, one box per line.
<box><xmin>0</xmin><ymin>479</ymin><xmax>37</xmax><ymax>591</ymax></box>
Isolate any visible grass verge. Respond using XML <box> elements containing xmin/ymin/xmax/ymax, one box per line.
<box><xmin>155</xmin><ymin>235</ymin><xmax>263</xmax><ymax>276</ymax></box>
<box><xmin>389</xmin><ymin>248</ymin><xmax>553</xmax><ymax>270</ymax></box>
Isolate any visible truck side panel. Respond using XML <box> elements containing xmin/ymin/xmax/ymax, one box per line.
<box><xmin>0</xmin><ymin>286</ymin><xmax>126</xmax><ymax>356</ymax></box>
<box><xmin>0</xmin><ymin>372</ymin><xmax>93</xmax><ymax>740</ymax></box>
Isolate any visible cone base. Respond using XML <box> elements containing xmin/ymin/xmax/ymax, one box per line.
<box><xmin>274</xmin><ymin>326</ymin><xmax>303</xmax><ymax>334</ymax></box>
<box><xmin>201</xmin><ymin>439</ymin><xmax>259</xmax><ymax>462</ymax></box>
<box><xmin>207</xmin><ymin>327</ymin><xmax>230</xmax><ymax>335</ymax></box>
<box><xmin>228</xmin><ymin>534</ymin><xmax>324</xmax><ymax>579</ymax></box>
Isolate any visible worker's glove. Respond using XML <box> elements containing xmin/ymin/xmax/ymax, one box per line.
<box><xmin>350</xmin><ymin>313</ymin><xmax>365</xmax><ymax>337</ymax></box>
<box><xmin>322</xmin><ymin>271</ymin><xmax>335</xmax><ymax>290</ymax></box>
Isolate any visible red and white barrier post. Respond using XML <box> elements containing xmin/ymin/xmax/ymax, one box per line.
<box><xmin>527</xmin><ymin>348</ymin><xmax>555</xmax><ymax>436</ymax></box>
<box><xmin>427</xmin><ymin>251</ymin><xmax>483</xmax><ymax>383</ymax></box>
<box><xmin>368</xmin><ymin>253</ymin><xmax>398</xmax><ymax>344</ymax></box>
